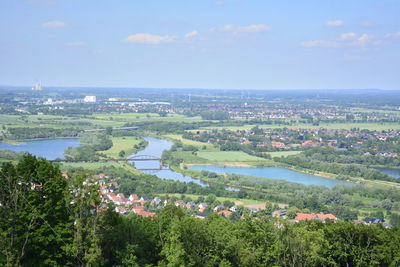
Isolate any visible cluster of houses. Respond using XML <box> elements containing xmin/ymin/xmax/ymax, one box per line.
<box><xmin>184</xmin><ymin>127</ymin><xmax>400</xmax><ymax>156</ymax></box>
<box><xmin>64</xmin><ymin>173</ymin><xmax>395</xmax><ymax>228</ymax></box>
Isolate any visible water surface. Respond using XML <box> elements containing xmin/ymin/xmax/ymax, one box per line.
<box><xmin>375</xmin><ymin>168</ymin><xmax>400</xmax><ymax>179</ymax></box>
<box><xmin>0</xmin><ymin>138</ymin><xmax>80</xmax><ymax>160</ymax></box>
<box><xmin>188</xmin><ymin>165</ymin><xmax>349</xmax><ymax>187</ymax></box>
<box><xmin>129</xmin><ymin>137</ymin><xmax>208</xmax><ymax>186</ymax></box>
<box><xmin>131</xmin><ymin>137</ymin><xmax>350</xmax><ymax>188</ymax></box>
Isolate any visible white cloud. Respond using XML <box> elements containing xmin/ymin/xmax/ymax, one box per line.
<box><xmin>65</xmin><ymin>41</ymin><xmax>86</xmax><ymax>47</ymax></box>
<box><xmin>41</xmin><ymin>20</ymin><xmax>66</xmax><ymax>28</ymax></box>
<box><xmin>302</xmin><ymin>32</ymin><xmax>383</xmax><ymax>48</ymax></box>
<box><xmin>185</xmin><ymin>30</ymin><xmax>198</xmax><ymax>38</ymax></box>
<box><xmin>214</xmin><ymin>1</ymin><xmax>225</xmax><ymax>6</ymax></box>
<box><xmin>213</xmin><ymin>24</ymin><xmax>268</xmax><ymax>33</ymax></box>
<box><xmin>326</xmin><ymin>20</ymin><xmax>345</xmax><ymax>27</ymax></box>
<box><xmin>356</xmin><ymin>34</ymin><xmax>370</xmax><ymax>45</ymax></box>
<box><xmin>300</xmin><ymin>40</ymin><xmax>341</xmax><ymax>48</ymax></box>
<box><xmin>340</xmin><ymin>32</ymin><xmax>356</xmax><ymax>40</ymax></box>
<box><xmin>125</xmin><ymin>33</ymin><xmax>175</xmax><ymax>44</ymax></box>
<box><xmin>385</xmin><ymin>32</ymin><xmax>400</xmax><ymax>38</ymax></box>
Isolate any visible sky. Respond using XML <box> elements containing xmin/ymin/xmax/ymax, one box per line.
<box><xmin>0</xmin><ymin>0</ymin><xmax>399</xmax><ymax>90</ymax></box>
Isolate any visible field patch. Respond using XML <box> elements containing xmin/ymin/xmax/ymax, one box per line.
<box><xmin>103</xmin><ymin>136</ymin><xmax>142</xmax><ymax>158</ymax></box>
<box><xmin>268</xmin><ymin>151</ymin><xmax>302</xmax><ymax>157</ymax></box>
<box><xmin>196</xmin><ymin>151</ymin><xmax>266</xmax><ymax>162</ymax></box>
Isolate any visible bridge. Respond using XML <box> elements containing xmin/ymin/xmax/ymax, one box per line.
<box><xmin>50</xmin><ymin>155</ymin><xmax>165</xmax><ymax>171</ymax></box>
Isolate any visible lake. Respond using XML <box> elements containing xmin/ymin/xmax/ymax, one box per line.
<box><xmin>375</xmin><ymin>168</ymin><xmax>400</xmax><ymax>179</ymax></box>
<box><xmin>0</xmin><ymin>139</ymin><xmax>80</xmax><ymax>160</ymax></box>
<box><xmin>132</xmin><ymin>137</ymin><xmax>349</xmax><ymax>187</ymax></box>
<box><xmin>188</xmin><ymin>165</ymin><xmax>349</xmax><ymax>187</ymax></box>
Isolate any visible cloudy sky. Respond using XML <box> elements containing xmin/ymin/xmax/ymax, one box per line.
<box><xmin>1</xmin><ymin>0</ymin><xmax>399</xmax><ymax>89</ymax></box>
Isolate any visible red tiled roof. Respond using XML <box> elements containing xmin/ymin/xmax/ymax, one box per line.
<box><xmin>218</xmin><ymin>210</ymin><xmax>233</xmax><ymax>216</ymax></box>
<box><xmin>295</xmin><ymin>213</ymin><xmax>336</xmax><ymax>221</ymax></box>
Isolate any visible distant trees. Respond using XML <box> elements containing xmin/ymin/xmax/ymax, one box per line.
<box><xmin>200</xmin><ymin>111</ymin><xmax>229</xmax><ymax>120</ymax></box>
<box><xmin>65</xmin><ymin>133</ymin><xmax>113</xmax><ymax>160</ymax></box>
<box><xmin>7</xmin><ymin>127</ymin><xmax>81</xmax><ymax>140</ymax></box>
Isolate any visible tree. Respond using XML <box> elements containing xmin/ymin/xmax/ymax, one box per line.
<box><xmin>105</xmin><ymin>127</ymin><xmax>113</xmax><ymax>135</ymax></box>
<box><xmin>0</xmin><ymin>154</ymin><xmax>73</xmax><ymax>266</ymax></box>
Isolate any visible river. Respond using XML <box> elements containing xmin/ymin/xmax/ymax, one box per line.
<box><xmin>131</xmin><ymin>137</ymin><xmax>349</xmax><ymax>188</ymax></box>
<box><xmin>128</xmin><ymin>137</ymin><xmax>208</xmax><ymax>186</ymax></box>
<box><xmin>0</xmin><ymin>138</ymin><xmax>80</xmax><ymax>160</ymax></box>
<box><xmin>1</xmin><ymin>136</ymin><xmax>351</xmax><ymax>188</ymax></box>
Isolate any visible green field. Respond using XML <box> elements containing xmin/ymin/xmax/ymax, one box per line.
<box><xmin>196</xmin><ymin>151</ymin><xmax>266</xmax><ymax>162</ymax></box>
<box><xmin>160</xmin><ymin>193</ymin><xmax>266</xmax><ymax>205</ymax></box>
<box><xmin>267</xmin><ymin>151</ymin><xmax>302</xmax><ymax>157</ymax></box>
<box><xmin>59</xmin><ymin>161</ymin><xmax>141</xmax><ymax>173</ymax></box>
<box><xmin>103</xmin><ymin>136</ymin><xmax>143</xmax><ymax>158</ymax></box>
<box><xmin>163</xmin><ymin>134</ymin><xmax>214</xmax><ymax>148</ymax></box>
<box><xmin>171</xmin><ymin>151</ymin><xmax>209</xmax><ymax>164</ymax></box>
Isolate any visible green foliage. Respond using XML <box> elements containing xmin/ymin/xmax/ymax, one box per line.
<box><xmin>7</xmin><ymin>127</ymin><xmax>81</xmax><ymax>140</ymax></box>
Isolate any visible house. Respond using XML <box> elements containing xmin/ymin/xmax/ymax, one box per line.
<box><xmin>229</xmin><ymin>206</ymin><xmax>238</xmax><ymax>212</ymax></box>
<box><xmin>198</xmin><ymin>203</ymin><xmax>208</xmax><ymax>212</ymax></box>
<box><xmin>129</xmin><ymin>194</ymin><xmax>139</xmax><ymax>201</ymax></box>
<box><xmin>150</xmin><ymin>197</ymin><xmax>161</xmax><ymax>206</ymax></box>
<box><xmin>301</xmin><ymin>140</ymin><xmax>314</xmax><ymax>147</ymax></box>
<box><xmin>175</xmin><ymin>200</ymin><xmax>185</xmax><ymax>208</ymax></box>
<box><xmin>363</xmin><ymin>217</ymin><xmax>384</xmax><ymax>225</ymax></box>
<box><xmin>272</xmin><ymin>209</ymin><xmax>287</xmax><ymax>218</ymax></box>
<box><xmin>271</xmin><ymin>141</ymin><xmax>286</xmax><ymax>149</ymax></box>
<box><xmin>294</xmin><ymin>213</ymin><xmax>337</xmax><ymax>222</ymax></box>
<box><xmin>195</xmin><ymin>214</ymin><xmax>207</xmax><ymax>219</ymax></box>
<box><xmin>185</xmin><ymin>201</ymin><xmax>196</xmax><ymax>210</ymax></box>
<box><xmin>115</xmin><ymin>206</ymin><xmax>127</xmax><ymax>214</ymax></box>
<box><xmin>213</xmin><ymin>205</ymin><xmax>224</xmax><ymax>212</ymax></box>
<box><xmin>218</xmin><ymin>210</ymin><xmax>232</xmax><ymax>217</ymax></box>
<box><xmin>383</xmin><ymin>223</ymin><xmax>394</xmax><ymax>229</ymax></box>
<box><xmin>140</xmin><ymin>196</ymin><xmax>150</xmax><ymax>201</ymax></box>
<box><xmin>164</xmin><ymin>199</ymin><xmax>173</xmax><ymax>206</ymax></box>
<box><xmin>248</xmin><ymin>208</ymin><xmax>259</xmax><ymax>214</ymax></box>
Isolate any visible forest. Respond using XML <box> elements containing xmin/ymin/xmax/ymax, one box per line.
<box><xmin>1</xmin><ymin>155</ymin><xmax>399</xmax><ymax>266</ymax></box>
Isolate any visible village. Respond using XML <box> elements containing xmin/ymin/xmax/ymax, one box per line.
<box><xmin>89</xmin><ymin>172</ymin><xmax>394</xmax><ymax>228</ymax></box>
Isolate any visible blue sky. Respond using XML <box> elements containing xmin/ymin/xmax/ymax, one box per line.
<box><xmin>0</xmin><ymin>0</ymin><xmax>399</xmax><ymax>89</ymax></box>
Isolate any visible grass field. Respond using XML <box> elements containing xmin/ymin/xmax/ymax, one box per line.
<box><xmin>196</xmin><ymin>151</ymin><xmax>267</xmax><ymax>162</ymax></box>
<box><xmin>163</xmin><ymin>134</ymin><xmax>214</xmax><ymax>148</ymax></box>
<box><xmin>159</xmin><ymin>193</ymin><xmax>266</xmax><ymax>205</ymax></box>
<box><xmin>59</xmin><ymin>161</ymin><xmax>141</xmax><ymax>174</ymax></box>
<box><xmin>171</xmin><ymin>151</ymin><xmax>209</xmax><ymax>164</ymax></box>
<box><xmin>103</xmin><ymin>136</ymin><xmax>143</xmax><ymax>158</ymax></box>
<box><xmin>267</xmin><ymin>151</ymin><xmax>302</xmax><ymax>157</ymax></box>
